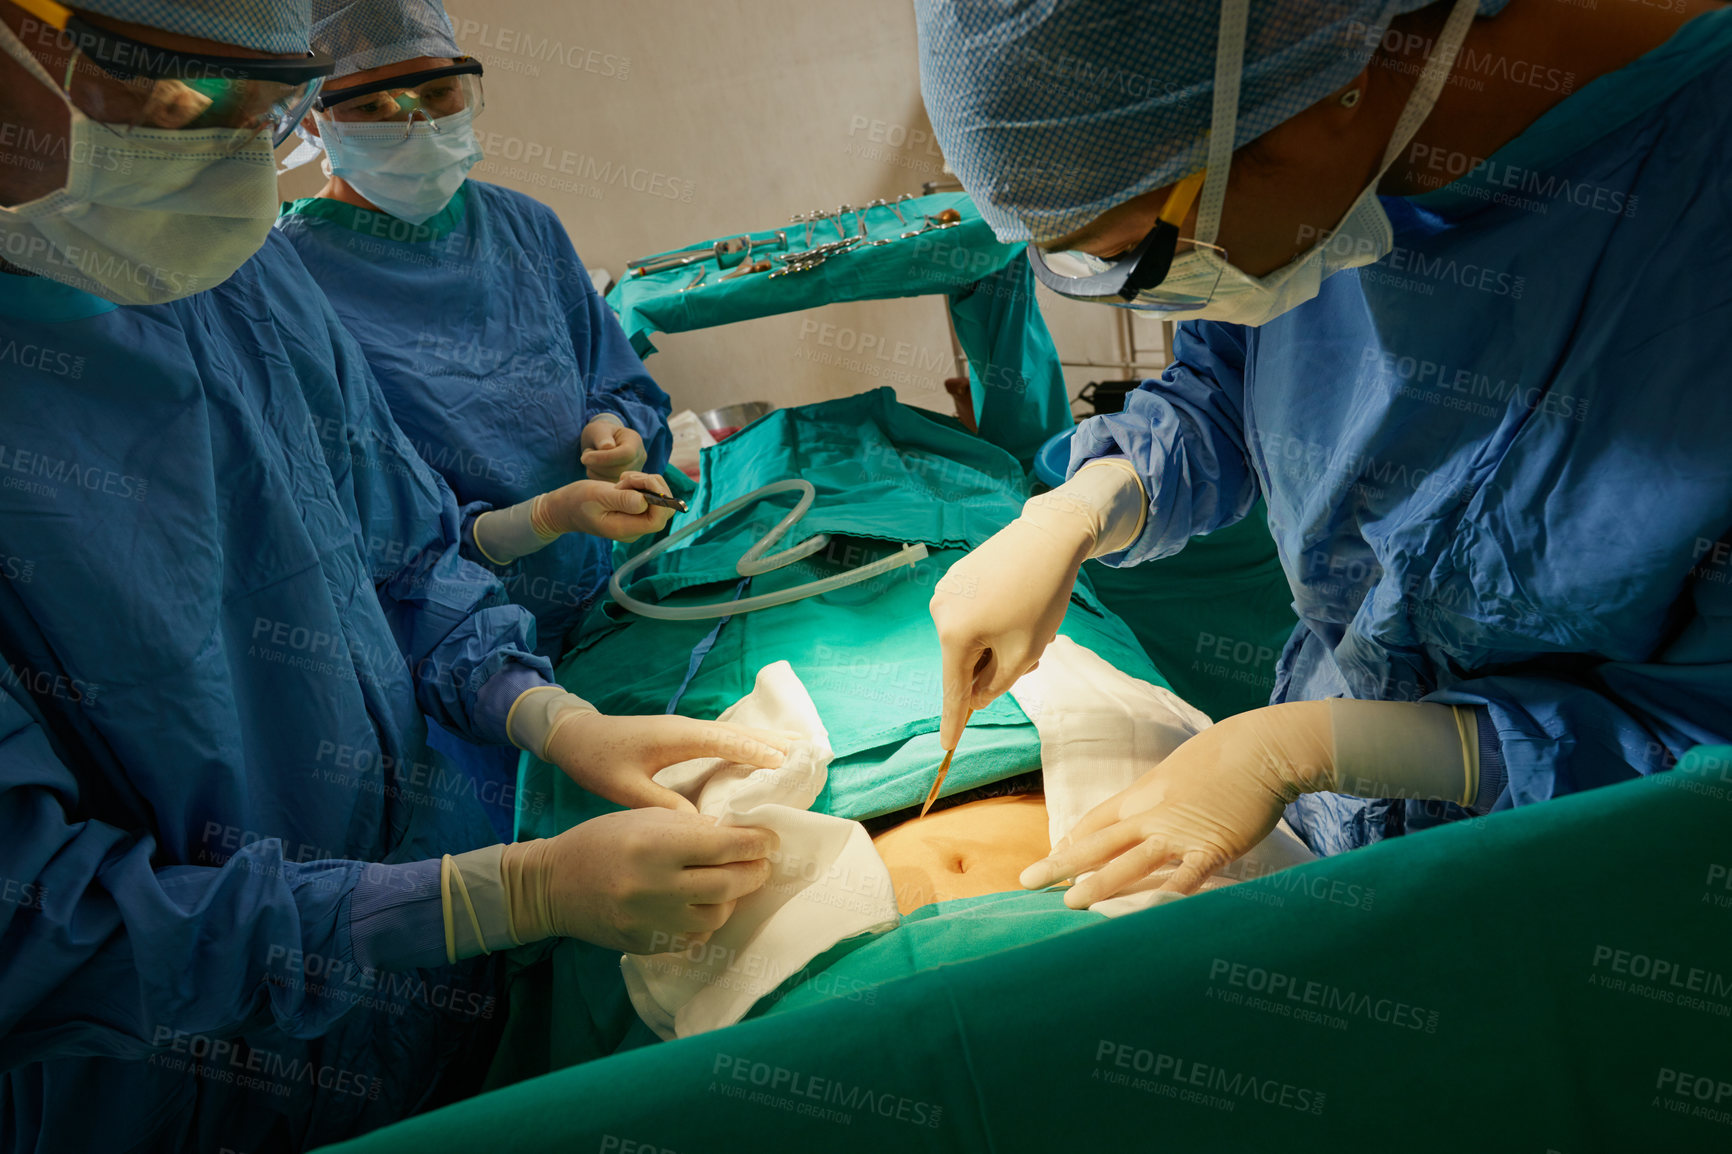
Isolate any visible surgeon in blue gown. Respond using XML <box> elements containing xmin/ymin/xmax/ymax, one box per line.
<box><xmin>0</xmin><ymin>3</ymin><xmax>784</xmax><ymax>1150</ymax></box>
<box><xmin>275</xmin><ymin>0</ymin><xmax>674</xmax><ymax>837</ymax></box>
<box><xmin>922</xmin><ymin>0</ymin><xmax>1732</xmax><ymax>905</ymax></box>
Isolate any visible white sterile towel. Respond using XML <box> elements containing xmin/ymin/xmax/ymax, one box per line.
<box><xmin>1008</xmin><ymin>636</ymin><xmax>1317</xmax><ymax>917</ymax></box>
<box><xmin>620</xmin><ymin>661</ymin><xmax>900</xmax><ymax>1039</ymax></box>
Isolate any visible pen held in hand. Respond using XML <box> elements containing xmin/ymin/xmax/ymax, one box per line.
<box><xmin>640</xmin><ymin>492</ymin><xmax>689</xmax><ymax>513</ymax></box>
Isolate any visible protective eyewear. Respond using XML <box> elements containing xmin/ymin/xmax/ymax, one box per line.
<box><xmin>12</xmin><ymin>0</ymin><xmax>332</xmax><ymax>153</ymax></box>
<box><xmin>1028</xmin><ymin>170</ymin><xmax>1224</xmax><ymax>311</ymax></box>
<box><xmin>315</xmin><ymin>59</ymin><xmax>485</xmax><ymax>137</ymax></box>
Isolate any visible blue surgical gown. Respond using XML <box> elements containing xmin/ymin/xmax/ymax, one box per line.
<box><xmin>274</xmin><ymin>180</ymin><xmax>673</xmax><ymax>662</ymax></box>
<box><xmin>0</xmin><ymin>233</ymin><xmax>554</xmax><ymax>1152</ymax></box>
<box><xmin>1072</xmin><ymin>9</ymin><xmax>1732</xmax><ymax>854</ymax></box>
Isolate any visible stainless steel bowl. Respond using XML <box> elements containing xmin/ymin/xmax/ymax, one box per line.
<box><xmin>697</xmin><ymin>401</ymin><xmax>774</xmax><ymax>440</ymax></box>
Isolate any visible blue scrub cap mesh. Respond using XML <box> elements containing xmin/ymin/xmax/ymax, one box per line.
<box><xmin>70</xmin><ymin>0</ymin><xmax>312</xmax><ymax>53</ymax></box>
<box><xmin>916</xmin><ymin>0</ymin><xmax>1508</xmax><ymax>243</ymax></box>
<box><xmin>311</xmin><ymin>0</ymin><xmax>462</xmax><ymax>80</ymax></box>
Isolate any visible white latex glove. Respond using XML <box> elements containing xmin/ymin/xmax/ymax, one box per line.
<box><xmin>929</xmin><ymin>459</ymin><xmax>1147</xmax><ymax>749</ymax></box>
<box><xmin>1021</xmin><ymin>700</ymin><xmax>1480</xmax><ymax>908</ymax></box>
<box><xmin>542</xmin><ymin>472</ymin><xmax>674</xmax><ymax>541</ymax></box>
<box><xmin>471</xmin><ymin>473</ymin><xmax>676</xmax><ymax>565</ymax></box>
<box><xmin>507</xmin><ymin>686</ymin><xmax>794</xmax><ymax>812</ymax></box>
<box><xmin>581</xmin><ymin>414</ymin><xmax>649</xmax><ymax>482</ymax></box>
<box><xmin>442</xmin><ymin>810</ymin><xmax>778</xmax><ymax>958</ymax></box>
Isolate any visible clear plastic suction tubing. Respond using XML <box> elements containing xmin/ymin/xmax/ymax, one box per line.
<box><xmin>609</xmin><ymin>478</ymin><xmax>929</xmax><ymax>620</ymax></box>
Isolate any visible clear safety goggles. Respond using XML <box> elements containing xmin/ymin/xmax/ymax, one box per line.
<box><xmin>1027</xmin><ymin>170</ymin><xmax>1225</xmax><ymax>312</ymax></box>
<box><xmin>314</xmin><ymin>59</ymin><xmax>485</xmax><ymax>136</ymax></box>
<box><xmin>13</xmin><ymin>0</ymin><xmax>332</xmax><ymax>154</ymax></box>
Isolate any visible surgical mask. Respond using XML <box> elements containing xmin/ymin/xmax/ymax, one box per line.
<box><xmin>1154</xmin><ymin>186</ymin><xmax>1391</xmax><ymax>327</ymax></box>
<box><xmin>0</xmin><ymin>23</ymin><xmax>280</xmax><ymax>307</ymax></box>
<box><xmin>317</xmin><ymin>109</ymin><xmax>482</xmax><ymax>225</ymax></box>
<box><xmin>1153</xmin><ymin>0</ymin><xmax>1477</xmax><ymax>327</ymax></box>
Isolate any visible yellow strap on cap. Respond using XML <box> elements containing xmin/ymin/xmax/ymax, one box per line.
<box><xmin>13</xmin><ymin>0</ymin><xmax>74</xmax><ymax>29</ymax></box>
<box><xmin>1157</xmin><ymin>170</ymin><xmax>1208</xmax><ymax>228</ymax></box>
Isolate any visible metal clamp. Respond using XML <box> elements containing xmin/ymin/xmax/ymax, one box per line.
<box><xmin>767</xmin><ymin>236</ymin><xmax>861</xmax><ymax>278</ymax></box>
<box><xmin>900</xmin><ymin>207</ymin><xmax>962</xmax><ymax>239</ymax></box>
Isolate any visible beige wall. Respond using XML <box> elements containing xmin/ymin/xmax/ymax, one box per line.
<box><xmin>279</xmin><ymin>0</ymin><xmax>1165</xmax><ymax>421</ymax></box>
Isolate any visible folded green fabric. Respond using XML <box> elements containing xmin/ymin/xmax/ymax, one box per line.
<box><xmin>606</xmin><ymin>192</ymin><xmax>1071</xmax><ymax>463</ymax></box>
<box><xmin>325</xmin><ymin>749</ymin><xmax>1732</xmax><ymax>1154</ymax></box>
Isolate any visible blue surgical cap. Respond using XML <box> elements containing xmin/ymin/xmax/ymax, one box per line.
<box><xmin>311</xmin><ymin>0</ymin><xmax>462</xmax><ymax>80</ymax></box>
<box><xmin>916</xmin><ymin>0</ymin><xmax>1509</xmax><ymax>242</ymax></box>
<box><xmin>72</xmin><ymin>0</ymin><xmax>312</xmax><ymax>53</ymax></box>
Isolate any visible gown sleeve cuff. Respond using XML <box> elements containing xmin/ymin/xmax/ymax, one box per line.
<box><xmin>1064</xmin><ymin>449</ymin><xmax>1129</xmax><ymax>477</ymax></box>
<box><xmin>474</xmin><ymin>663</ymin><xmax>555</xmax><ymax>746</ymax></box>
<box><xmin>458</xmin><ymin>506</ymin><xmax>490</xmax><ymax>568</ymax></box>
<box><xmin>1470</xmin><ymin>708</ymin><xmax>1508</xmax><ymax>815</ymax></box>
<box><xmin>349</xmin><ymin>859</ymin><xmax>448</xmax><ymax>971</ymax></box>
